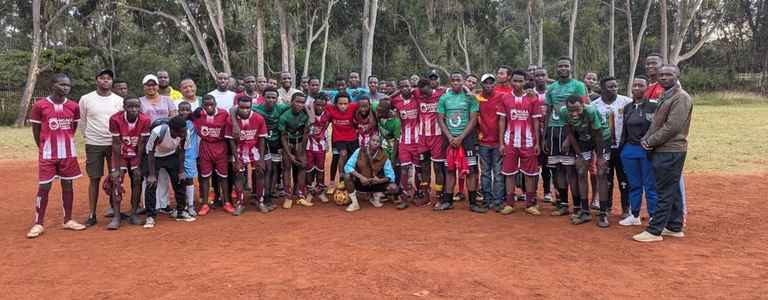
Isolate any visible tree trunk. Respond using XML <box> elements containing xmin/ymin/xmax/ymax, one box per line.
<box><xmin>255</xmin><ymin>0</ymin><xmax>265</xmax><ymax>77</ymax></box>
<box><xmin>568</xmin><ymin>0</ymin><xmax>579</xmax><ymax>59</ymax></box>
<box><xmin>204</xmin><ymin>0</ymin><xmax>231</xmax><ymax>75</ymax></box>
<box><xmin>16</xmin><ymin>0</ymin><xmax>43</xmax><ymax>127</ymax></box>
<box><xmin>626</xmin><ymin>0</ymin><xmax>653</xmax><ymax>93</ymax></box>
<box><xmin>609</xmin><ymin>0</ymin><xmax>615</xmax><ymax>77</ymax></box>
<box><xmin>303</xmin><ymin>0</ymin><xmax>337</xmax><ymax>79</ymax></box>
<box><xmin>538</xmin><ymin>0</ymin><xmax>544</xmax><ymax>66</ymax></box>
<box><xmin>277</xmin><ymin>0</ymin><xmax>291</xmax><ymax>73</ymax></box>
<box><xmin>361</xmin><ymin>0</ymin><xmax>379</xmax><ymax>81</ymax></box>
<box><xmin>320</xmin><ymin>10</ymin><xmax>331</xmax><ymax>85</ymax></box>
<box><xmin>527</xmin><ymin>0</ymin><xmax>535</xmax><ymax>65</ymax></box>
<box><xmin>457</xmin><ymin>18</ymin><xmax>471</xmax><ymax>74</ymax></box>
<box><xmin>397</xmin><ymin>14</ymin><xmax>450</xmax><ymax>78</ymax></box>
<box><xmin>660</xmin><ymin>0</ymin><xmax>669</xmax><ymax>63</ymax></box>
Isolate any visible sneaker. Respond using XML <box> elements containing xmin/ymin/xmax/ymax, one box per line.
<box><xmin>515</xmin><ymin>194</ymin><xmax>525</xmax><ymax>202</ymax></box>
<box><xmin>633</xmin><ymin>231</ymin><xmax>663</xmax><ymax>242</ymax></box>
<box><xmin>499</xmin><ymin>205</ymin><xmax>515</xmax><ymax>215</ymax></box>
<box><xmin>233</xmin><ymin>204</ymin><xmax>246</xmax><ymax>216</ymax></box>
<box><xmin>187</xmin><ymin>206</ymin><xmax>198</xmax><ymax>217</ymax></box>
<box><xmin>62</xmin><ymin>219</ymin><xmax>86</xmax><ymax>231</ymax></box>
<box><xmin>169</xmin><ymin>209</ymin><xmax>178</xmax><ymax>218</ymax></box>
<box><xmin>143</xmin><ymin>217</ymin><xmax>156</xmax><ymax>229</ymax></box>
<box><xmin>396</xmin><ymin>198</ymin><xmax>409</xmax><ymax>210</ymax></box>
<box><xmin>318</xmin><ymin>193</ymin><xmax>330</xmax><ymax>203</ymax></box>
<box><xmin>345</xmin><ymin>200</ymin><xmax>360</xmax><ymax>212</ymax></box>
<box><xmin>433</xmin><ymin>201</ymin><xmax>454</xmax><ymax>211</ymax></box>
<box><xmin>597</xmin><ymin>213</ymin><xmax>609</xmax><ymax>228</ymax></box>
<box><xmin>571</xmin><ymin>211</ymin><xmax>592</xmax><ymax>225</ymax></box>
<box><xmin>176</xmin><ymin>211</ymin><xmax>197</xmax><ymax>222</ymax></box>
<box><xmin>129</xmin><ymin>213</ymin><xmax>142</xmax><ymax>225</ymax></box>
<box><xmin>84</xmin><ymin>215</ymin><xmax>97</xmax><ymax>227</ymax></box>
<box><xmin>525</xmin><ymin>206</ymin><xmax>542</xmax><ymax>216</ymax></box>
<box><xmin>223</xmin><ymin>202</ymin><xmax>236</xmax><ymax>214</ymax></box>
<box><xmin>158</xmin><ymin>207</ymin><xmax>173</xmax><ymax>215</ymax></box>
<box><xmin>369</xmin><ymin>193</ymin><xmax>384</xmax><ymax>208</ymax></box>
<box><xmin>619</xmin><ymin>215</ymin><xmax>642</xmax><ymax>226</ymax></box>
<box><xmin>543</xmin><ymin>193</ymin><xmax>553</xmax><ymax>203</ymax></box>
<box><xmin>569</xmin><ymin>212</ymin><xmax>581</xmax><ymax>223</ymax></box>
<box><xmin>619</xmin><ymin>211</ymin><xmax>631</xmax><ymax>220</ymax></box>
<box><xmin>198</xmin><ymin>204</ymin><xmax>211</xmax><ymax>216</ymax></box>
<box><xmin>453</xmin><ymin>193</ymin><xmax>465</xmax><ymax>202</ymax></box>
<box><xmin>469</xmin><ymin>204</ymin><xmax>488</xmax><ymax>213</ymax></box>
<box><xmin>26</xmin><ymin>224</ymin><xmax>44</xmax><ymax>238</ymax></box>
<box><xmin>661</xmin><ymin>228</ymin><xmax>685</xmax><ymax>238</ymax></box>
<box><xmin>297</xmin><ymin>195</ymin><xmax>314</xmax><ymax>207</ymax></box>
<box><xmin>551</xmin><ymin>205</ymin><xmax>569</xmax><ymax>216</ymax></box>
<box><xmin>135</xmin><ymin>207</ymin><xmax>147</xmax><ymax>215</ymax></box>
<box><xmin>282</xmin><ymin>198</ymin><xmax>293</xmax><ymax>209</ymax></box>
<box><xmin>590</xmin><ymin>199</ymin><xmax>600</xmax><ymax>210</ymax></box>
<box><xmin>104</xmin><ymin>207</ymin><xmax>116</xmax><ymax>218</ymax></box>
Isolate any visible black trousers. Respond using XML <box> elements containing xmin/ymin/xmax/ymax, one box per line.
<box><xmin>143</xmin><ymin>155</ymin><xmax>186</xmax><ymax>218</ymax></box>
<box><xmin>646</xmin><ymin>152</ymin><xmax>686</xmax><ymax>235</ymax></box>
<box><xmin>607</xmin><ymin>148</ymin><xmax>629</xmax><ymax>212</ymax></box>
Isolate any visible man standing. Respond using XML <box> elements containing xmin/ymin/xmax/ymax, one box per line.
<box><xmin>495</xmin><ymin>66</ymin><xmax>513</xmax><ymax>95</ymax></box>
<box><xmin>633</xmin><ymin>65</ymin><xmax>693</xmax><ymax>242</ymax></box>
<box><xmin>157</xmin><ymin>70</ymin><xmax>183</xmax><ymax>101</ymax></box>
<box><xmin>112</xmin><ymin>80</ymin><xmax>129</xmax><ymax>98</ymax></box>
<box><xmin>476</xmin><ymin>74</ymin><xmax>505</xmax><ymax>212</ymax></box>
<box><xmin>367</xmin><ymin>75</ymin><xmax>387</xmax><ymax>105</ymax></box>
<box><xmin>208</xmin><ymin>72</ymin><xmax>237</xmax><ymax>110</ymax></box>
<box><xmin>238</xmin><ymin>75</ymin><xmax>264</xmax><ymax>106</ymax></box>
<box><xmin>545</xmin><ymin>57</ymin><xmax>587</xmax><ymax>217</ymax></box>
<box><xmin>277</xmin><ymin>72</ymin><xmax>301</xmax><ymax>105</ymax></box>
<box><xmin>644</xmin><ymin>53</ymin><xmax>665</xmax><ymax>102</ymax></box>
<box><xmin>533</xmin><ymin>68</ymin><xmax>554</xmax><ymax>202</ymax></box>
<box><xmin>434</xmin><ymin>72</ymin><xmax>480</xmax><ymax>212</ymax></box>
<box><xmin>414</xmin><ymin>78</ymin><xmax>445</xmax><ymax>205</ymax></box>
<box><xmin>178</xmin><ymin>78</ymin><xmax>201</xmax><ymax>110</ymax></box>
<box><xmin>592</xmin><ymin>77</ymin><xmax>633</xmax><ymax>218</ymax></box>
<box><xmin>583</xmin><ymin>72</ymin><xmax>600</xmax><ymax>101</ymax></box>
<box><xmin>80</xmin><ymin>69</ymin><xmax>124</xmax><ymax>227</ymax></box>
<box><xmin>426</xmin><ymin>70</ymin><xmax>445</xmax><ymax>93</ymax></box>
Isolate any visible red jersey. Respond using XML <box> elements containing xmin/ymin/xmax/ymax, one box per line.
<box><xmin>494</xmin><ymin>85</ymin><xmax>513</xmax><ymax>95</ymax></box>
<box><xmin>476</xmin><ymin>91</ymin><xmax>504</xmax><ymax>146</ymax></box>
<box><xmin>193</xmin><ymin>108</ymin><xmax>231</xmax><ymax>144</ymax></box>
<box><xmin>229</xmin><ymin>111</ymin><xmax>268</xmax><ymax>158</ymax></box>
<box><xmin>29</xmin><ymin>97</ymin><xmax>80</xmax><ymax>160</ymax></box>
<box><xmin>235</xmin><ymin>92</ymin><xmax>264</xmax><ymax>106</ymax></box>
<box><xmin>306</xmin><ymin>111</ymin><xmax>330</xmax><ymax>152</ymax></box>
<box><xmin>354</xmin><ymin>111</ymin><xmax>378</xmax><ymax>148</ymax></box>
<box><xmin>645</xmin><ymin>82</ymin><xmax>664</xmax><ymax>102</ymax></box>
<box><xmin>497</xmin><ymin>93</ymin><xmax>542</xmax><ymax>149</ymax></box>
<box><xmin>323</xmin><ymin>102</ymin><xmax>358</xmax><ymax>142</ymax></box>
<box><xmin>392</xmin><ymin>95</ymin><xmax>420</xmax><ymax>145</ymax></box>
<box><xmin>413</xmin><ymin>89</ymin><xmax>442</xmax><ymax>137</ymax></box>
<box><xmin>108</xmin><ymin>111</ymin><xmax>151</xmax><ymax>158</ymax></box>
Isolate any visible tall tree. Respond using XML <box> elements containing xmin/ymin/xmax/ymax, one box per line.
<box><xmin>360</xmin><ymin>0</ymin><xmax>379</xmax><ymax>81</ymax></box>
<box><xmin>660</xmin><ymin>0</ymin><xmax>669</xmax><ymax>63</ymax></box>
<box><xmin>609</xmin><ymin>0</ymin><xmax>615</xmax><ymax>77</ymax></box>
<box><xmin>667</xmin><ymin>0</ymin><xmax>722</xmax><ymax>64</ymax></box>
<box><xmin>276</xmin><ymin>0</ymin><xmax>291</xmax><ymax>74</ymax></box>
<box><xmin>626</xmin><ymin>0</ymin><xmax>654</xmax><ymax>92</ymax></box>
<box><xmin>203</xmin><ymin>0</ymin><xmax>231</xmax><ymax>75</ymax></box>
<box><xmin>255</xmin><ymin>0</ymin><xmax>265</xmax><ymax>77</ymax></box>
<box><xmin>568</xmin><ymin>0</ymin><xmax>579</xmax><ymax>59</ymax></box>
<box><xmin>302</xmin><ymin>0</ymin><xmax>337</xmax><ymax>78</ymax></box>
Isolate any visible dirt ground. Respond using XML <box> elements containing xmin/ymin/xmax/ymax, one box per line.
<box><xmin>0</xmin><ymin>160</ymin><xmax>765</xmax><ymax>299</ymax></box>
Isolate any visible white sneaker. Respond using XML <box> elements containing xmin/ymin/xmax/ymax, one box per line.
<box><xmin>632</xmin><ymin>231</ymin><xmax>663</xmax><ymax>242</ymax></box>
<box><xmin>62</xmin><ymin>220</ymin><xmax>86</xmax><ymax>231</ymax></box>
<box><xmin>186</xmin><ymin>206</ymin><xmax>198</xmax><ymax>217</ymax></box>
<box><xmin>619</xmin><ymin>215</ymin><xmax>642</xmax><ymax>226</ymax></box>
<box><xmin>318</xmin><ymin>193</ymin><xmax>329</xmax><ymax>203</ymax></box>
<box><xmin>143</xmin><ymin>217</ymin><xmax>156</xmax><ymax>229</ymax></box>
<box><xmin>346</xmin><ymin>193</ymin><xmax>360</xmax><ymax>212</ymax></box>
<box><xmin>661</xmin><ymin>228</ymin><xmax>685</xmax><ymax>238</ymax></box>
<box><xmin>370</xmin><ymin>192</ymin><xmax>384</xmax><ymax>208</ymax></box>
<box><xmin>27</xmin><ymin>224</ymin><xmax>44</xmax><ymax>238</ymax></box>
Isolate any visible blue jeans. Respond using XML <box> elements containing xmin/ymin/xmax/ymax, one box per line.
<box><xmin>620</xmin><ymin>144</ymin><xmax>657</xmax><ymax>218</ymax></box>
<box><xmin>478</xmin><ymin>146</ymin><xmax>505</xmax><ymax>207</ymax></box>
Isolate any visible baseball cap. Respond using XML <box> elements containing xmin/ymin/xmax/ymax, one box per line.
<box><xmin>481</xmin><ymin>73</ymin><xmax>496</xmax><ymax>83</ymax></box>
<box><xmin>426</xmin><ymin>70</ymin><xmax>440</xmax><ymax>79</ymax></box>
<box><xmin>142</xmin><ymin>74</ymin><xmax>159</xmax><ymax>85</ymax></box>
<box><xmin>96</xmin><ymin>69</ymin><xmax>114</xmax><ymax>79</ymax></box>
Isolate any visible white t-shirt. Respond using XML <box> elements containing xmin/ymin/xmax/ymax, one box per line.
<box><xmin>207</xmin><ymin>89</ymin><xmax>237</xmax><ymax>111</ymax></box>
<box><xmin>593</xmin><ymin>95</ymin><xmax>633</xmax><ymax>148</ymax></box>
<box><xmin>79</xmin><ymin>91</ymin><xmax>123</xmax><ymax>146</ymax></box>
<box><xmin>278</xmin><ymin>87</ymin><xmax>301</xmax><ymax>105</ymax></box>
<box><xmin>146</xmin><ymin>124</ymin><xmax>190</xmax><ymax>157</ymax></box>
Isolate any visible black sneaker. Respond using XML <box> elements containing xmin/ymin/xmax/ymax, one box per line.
<box><xmin>175</xmin><ymin>211</ymin><xmax>196</xmax><ymax>222</ymax></box>
<box><xmin>233</xmin><ymin>204</ymin><xmax>246</xmax><ymax>216</ymax></box>
<box><xmin>572</xmin><ymin>211</ymin><xmax>592</xmax><ymax>225</ymax></box>
<box><xmin>84</xmin><ymin>215</ymin><xmax>97</xmax><ymax>227</ymax></box>
<box><xmin>469</xmin><ymin>204</ymin><xmax>488</xmax><ymax>213</ymax></box>
<box><xmin>597</xmin><ymin>213</ymin><xmax>609</xmax><ymax>228</ymax></box>
<box><xmin>433</xmin><ymin>201</ymin><xmax>454</xmax><ymax>211</ymax></box>
<box><xmin>551</xmin><ymin>205</ymin><xmax>569</xmax><ymax>216</ymax></box>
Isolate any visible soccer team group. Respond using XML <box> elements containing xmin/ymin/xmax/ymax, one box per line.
<box><xmin>26</xmin><ymin>53</ymin><xmax>693</xmax><ymax>243</ymax></box>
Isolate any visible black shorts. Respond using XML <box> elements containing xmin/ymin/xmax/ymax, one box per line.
<box><xmin>333</xmin><ymin>140</ymin><xmax>359</xmax><ymax>155</ymax></box>
<box><xmin>443</xmin><ymin>132</ymin><xmax>479</xmax><ymax>167</ymax></box>
<box><xmin>353</xmin><ymin>178</ymin><xmax>390</xmax><ymax>193</ymax></box>
<box><xmin>265</xmin><ymin>140</ymin><xmax>282</xmax><ymax>162</ymax></box>
<box><xmin>545</xmin><ymin>126</ymin><xmax>574</xmax><ymax>166</ymax></box>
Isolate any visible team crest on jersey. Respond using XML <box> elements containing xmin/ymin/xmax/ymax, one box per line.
<box><xmin>122</xmin><ymin>136</ymin><xmax>132</xmax><ymax>145</ymax></box>
<box><xmin>48</xmin><ymin>118</ymin><xmax>60</xmax><ymax>130</ymax></box>
<box><xmin>448</xmin><ymin>112</ymin><xmax>462</xmax><ymax>128</ymax></box>
<box><xmin>201</xmin><ymin>126</ymin><xmax>210</xmax><ymax>136</ymax></box>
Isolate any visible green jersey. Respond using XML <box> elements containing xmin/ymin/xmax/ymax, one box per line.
<box><xmin>372</xmin><ymin>102</ymin><xmax>400</xmax><ymax>161</ymax></box>
<box><xmin>437</xmin><ymin>89</ymin><xmax>479</xmax><ymax>136</ymax></box>
<box><xmin>558</xmin><ymin>104</ymin><xmax>610</xmax><ymax>147</ymax></box>
<box><xmin>277</xmin><ymin>109</ymin><xmax>308</xmax><ymax>141</ymax></box>
<box><xmin>546</xmin><ymin>79</ymin><xmax>587</xmax><ymax>127</ymax></box>
<box><xmin>252</xmin><ymin>103</ymin><xmax>289</xmax><ymax>143</ymax></box>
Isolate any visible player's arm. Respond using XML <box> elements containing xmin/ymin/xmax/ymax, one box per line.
<box><xmin>229</xmin><ymin>106</ymin><xmax>241</xmax><ymax>139</ymax></box>
<box><xmin>110</xmin><ymin>136</ymin><xmax>122</xmax><ymax>178</ymax></box>
<box><xmin>176</xmin><ymin>136</ymin><xmax>186</xmax><ymax>182</ymax></box>
<box><xmin>533</xmin><ymin>116</ymin><xmax>541</xmax><ymax>155</ymax></box>
<box><xmin>344</xmin><ymin>149</ymin><xmax>368</xmax><ymax>183</ymax></box>
<box><xmin>437</xmin><ymin>112</ymin><xmax>451</xmax><ymax>140</ymax></box>
<box><xmin>256</xmin><ymin>136</ymin><xmax>266</xmax><ymax>175</ymax></box>
<box><xmin>643</xmin><ymin>96</ymin><xmax>692</xmax><ymax>148</ymax></box>
<box><xmin>145</xmin><ymin>130</ymin><xmax>161</xmax><ymax>186</ymax></box>
<box><xmin>228</xmin><ymin>136</ymin><xmax>240</xmax><ymax>171</ymax></box>
<box><xmin>608</xmin><ymin>111</ymin><xmax>616</xmax><ymax>147</ymax></box>
<box><xmin>136</xmin><ymin>135</ymin><xmax>147</xmax><ymax>178</ymax></box>
<box><xmin>79</xmin><ymin>98</ymin><xmax>87</xmax><ymax>137</ymax></box>
<box><xmin>497</xmin><ymin>110</ymin><xmax>507</xmax><ymax>155</ymax></box>
<box><xmin>32</xmin><ymin>123</ymin><xmax>41</xmax><ymax>147</ymax></box>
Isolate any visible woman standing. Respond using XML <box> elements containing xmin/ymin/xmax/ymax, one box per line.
<box><xmin>140</xmin><ymin>74</ymin><xmax>178</xmax><ymax>214</ymax></box>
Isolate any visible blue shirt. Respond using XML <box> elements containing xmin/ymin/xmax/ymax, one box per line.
<box><xmin>323</xmin><ymin>87</ymin><xmax>370</xmax><ymax>103</ymax></box>
<box><xmin>343</xmin><ymin>148</ymin><xmax>396</xmax><ymax>183</ymax></box>
<box><xmin>185</xmin><ymin>120</ymin><xmax>200</xmax><ymax>161</ymax></box>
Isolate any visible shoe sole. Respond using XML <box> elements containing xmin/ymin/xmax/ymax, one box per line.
<box><xmin>634</xmin><ymin>236</ymin><xmax>663</xmax><ymax>242</ymax></box>
<box><xmin>661</xmin><ymin>231</ymin><xmax>685</xmax><ymax>238</ymax></box>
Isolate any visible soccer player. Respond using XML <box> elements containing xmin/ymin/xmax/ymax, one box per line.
<box><xmin>426</xmin><ymin>70</ymin><xmax>445</xmax><ymax>93</ymax></box>
<box><xmin>277</xmin><ymin>72</ymin><xmax>301</xmax><ymax>105</ymax></box>
<box><xmin>619</xmin><ymin>76</ymin><xmax>657</xmax><ymax>226</ymax></box>
<box><xmin>252</xmin><ymin>88</ymin><xmax>289</xmax><ymax>212</ymax></box>
<box><xmin>342</xmin><ymin>134</ymin><xmax>399</xmax><ymax>212</ymax></box>
<box><xmin>583</xmin><ymin>72</ymin><xmax>600</xmax><ymax>101</ymax></box>
<box><xmin>177</xmin><ymin>101</ymin><xmax>200</xmax><ymax>218</ymax></box>
<box><xmin>324</xmin><ymin>92</ymin><xmax>360</xmax><ymax>193</ymax></box>
<box><xmin>373</xmin><ymin>98</ymin><xmax>401</xmax><ymax>198</ymax></box>
<box><xmin>238</xmin><ymin>75</ymin><xmax>264</xmax><ymax>106</ymax></box>
<box><xmin>644</xmin><ymin>53</ymin><xmax>665</xmax><ymax>101</ymax></box>
<box><xmin>229</xmin><ymin>95</ymin><xmax>268</xmax><ymax>215</ymax></box>
<box><xmin>533</xmin><ymin>68</ymin><xmax>554</xmax><ymax>203</ymax></box>
<box><xmin>560</xmin><ymin>95</ymin><xmax>611</xmax><ymax>227</ymax></box>
<box><xmin>112</xmin><ymin>80</ymin><xmax>129</xmax><ymax>98</ymax></box>
<box><xmin>545</xmin><ymin>57</ymin><xmax>587</xmax><ymax>217</ymax></box>
<box><xmin>179</xmin><ymin>78</ymin><xmax>201</xmax><ymax>110</ymax></box>
<box><xmin>434</xmin><ymin>72</ymin><xmax>480</xmax><ymax>211</ymax></box>
<box><xmin>367</xmin><ymin>75</ymin><xmax>387</xmax><ymax>105</ymax></box>
<box><xmin>80</xmin><ymin>69</ymin><xmax>123</xmax><ymax>227</ymax></box>
<box><xmin>497</xmin><ymin>70</ymin><xmax>543</xmax><ymax>215</ymax></box>
<box><xmin>391</xmin><ymin>79</ymin><xmax>423</xmax><ymax>208</ymax></box>
<box><xmin>107</xmin><ymin>96</ymin><xmax>151</xmax><ymax>229</ymax></box>
<box><xmin>495</xmin><ymin>65</ymin><xmax>513</xmax><ymax>94</ymax></box>
<box><xmin>143</xmin><ymin>115</ymin><xmax>193</xmax><ymax>228</ymax></box>
<box><xmin>195</xmin><ymin>95</ymin><xmax>233</xmax><ymax>216</ymax></box>
<box><xmin>354</xmin><ymin>95</ymin><xmax>378</xmax><ymax>149</ymax></box>
<box><xmin>27</xmin><ymin>74</ymin><xmax>87</xmax><ymax>238</ymax></box>
<box><xmin>278</xmin><ymin>93</ymin><xmax>310</xmax><ymax>208</ymax></box>
<box><xmin>592</xmin><ymin>77</ymin><xmax>633</xmax><ymax>218</ymax></box>
<box><xmin>476</xmin><ymin>74</ymin><xmax>505</xmax><ymax>212</ymax></box>
<box><xmin>305</xmin><ymin>93</ymin><xmax>331</xmax><ymax>204</ymax></box>
<box><xmin>414</xmin><ymin>78</ymin><xmax>445</xmax><ymax>205</ymax></box>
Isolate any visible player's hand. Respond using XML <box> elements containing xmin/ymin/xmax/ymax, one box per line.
<box><xmin>234</xmin><ymin>159</ymin><xmax>243</xmax><ymax>173</ymax></box>
<box><xmin>499</xmin><ymin>144</ymin><xmax>506</xmax><ymax>157</ymax></box>
<box><xmin>597</xmin><ymin>156</ymin><xmax>609</xmax><ymax>172</ymax></box>
<box><xmin>146</xmin><ymin>175</ymin><xmax>157</xmax><ymax>187</ymax></box>
<box><xmin>131</xmin><ymin>169</ymin><xmax>141</xmax><ymax>180</ymax></box>
<box><xmin>534</xmin><ymin>144</ymin><xmax>540</xmax><ymax>156</ymax></box>
<box><xmin>359</xmin><ymin>177</ymin><xmax>371</xmax><ymax>186</ymax></box>
<box><xmin>255</xmin><ymin>159</ymin><xmax>265</xmax><ymax>175</ymax></box>
<box><xmin>110</xmin><ymin>169</ymin><xmax>121</xmax><ymax>179</ymax></box>
<box><xmin>543</xmin><ymin>140</ymin><xmax>551</xmax><ymax>154</ymax></box>
<box><xmin>178</xmin><ymin>172</ymin><xmax>186</xmax><ymax>182</ymax></box>
<box><xmin>562</xmin><ymin>139</ymin><xmax>571</xmax><ymax>153</ymax></box>
<box><xmin>641</xmin><ymin>140</ymin><xmax>652</xmax><ymax>151</ymax></box>
<box><xmin>525</xmin><ymin>88</ymin><xmax>536</xmax><ymax>97</ymax></box>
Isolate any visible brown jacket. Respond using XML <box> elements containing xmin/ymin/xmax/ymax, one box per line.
<box><xmin>355</xmin><ymin>148</ymin><xmax>388</xmax><ymax>178</ymax></box>
<box><xmin>642</xmin><ymin>84</ymin><xmax>693</xmax><ymax>152</ymax></box>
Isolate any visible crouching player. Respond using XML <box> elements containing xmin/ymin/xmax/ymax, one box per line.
<box><xmin>229</xmin><ymin>95</ymin><xmax>268</xmax><ymax>215</ymax></box>
<box><xmin>497</xmin><ymin>71</ymin><xmax>543</xmax><ymax>216</ymax></box>
<box><xmin>305</xmin><ymin>94</ymin><xmax>331</xmax><ymax>203</ymax></box>
<box><xmin>107</xmin><ymin>96</ymin><xmax>151</xmax><ymax>229</ymax></box>
<box><xmin>342</xmin><ymin>135</ymin><xmax>398</xmax><ymax>212</ymax></box>
<box><xmin>561</xmin><ymin>95</ymin><xmax>611</xmax><ymax>227</ymax></box>
<box><xmin>27</xmin><ymin>74</ymin><xmax>87</xmax><ymax>238</ymax></box>
<box><xmin>144</xmin><ymin>115</ymin><xmax>194</xmax><ymax>228</ymax></box>
<box><xmin>195</xmin><ymin>95</ymin><xmax>233</xmax><ymax>216</ymax></box>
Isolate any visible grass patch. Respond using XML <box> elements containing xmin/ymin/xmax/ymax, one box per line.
<box><xmin>0</xmin><ymin>127</ymin><xmax>85</xmax><ymax>160</ymax></box>
<box><xmin>693</xmin><ymin>91</ymin><xmax>767</xmax><ymax>106</ymax></box>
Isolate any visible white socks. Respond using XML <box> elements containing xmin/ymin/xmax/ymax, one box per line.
<box><xmin>185</xmin><ymin>185</ymin><xmax>195</xmax><ymax>208</ymax></box>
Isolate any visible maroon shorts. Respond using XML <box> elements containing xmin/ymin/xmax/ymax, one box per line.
<box><xmin>39</xmin><ymin>157</ymin><xmax>82</xmax><ymax>184</ymax></box>
<box><xmin>199</xmin><ymin>142</ymin><xmax>229</xmax><ymax>177</ymax></box>
<box><xmin>305</xmin><ymin>150</ymin><xmax>326</xmax><ymax>172</ymax></box>
<box><xmin>398</xmin><ymin>143</ymin><xmax>421</xmax><ymax>167</ymax></box>
<box><xmin>502</xmin><ymin>147</ymin><xmax>540</xmax><ymax>176</ymax></box>
<box><xmin>420</xmin><ymin>135</ymin><xmax>446</xmax><ymax>162</ymax></box>
<box><xmin>118</xmin><ymin>156</ymin><xmax>140</xmax><ymax>170</ymax></box>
